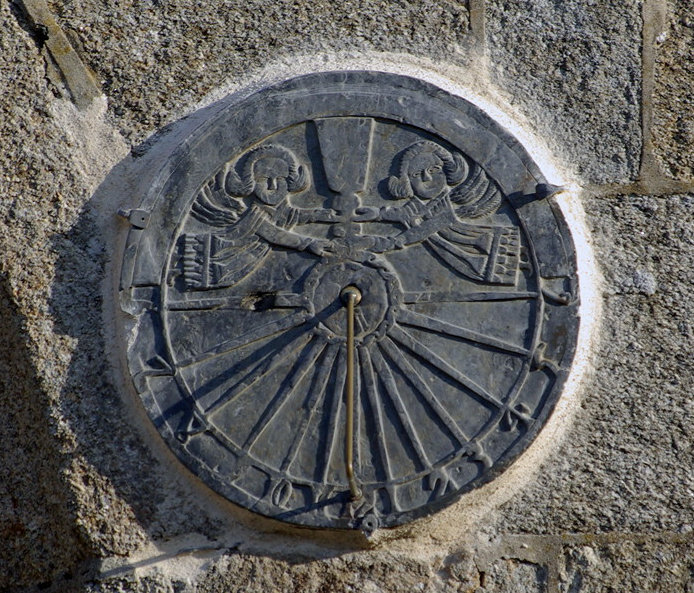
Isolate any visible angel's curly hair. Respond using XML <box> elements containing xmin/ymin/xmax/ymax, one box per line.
<box><xmin>388</xmin><ymin>141</ymin><xmax>469</xmax><ymax>199</ymax></box>
<box><xmin>223</xmin><ymin>145</ymin><xmax>309</xmax><ymax>197</ymax></box>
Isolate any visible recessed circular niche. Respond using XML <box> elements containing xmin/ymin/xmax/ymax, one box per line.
<box><xmin>118</xmin><ymin>71</ymin><xmax>580</xmax><ymax>531</ymax></box>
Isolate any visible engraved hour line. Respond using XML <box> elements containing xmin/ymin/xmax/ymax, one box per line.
<box><xmin>379</xmin><ymin>336</ymin><xmax>472</xmax><ymax>446</ymax></box>
<box><xmin>280</xmin><ymin>343</ymin><xmax>340</xmax><ymax>474</ymax></box>
<box><xmin>166</xmin><ymin>293</ymin><xmax>306</xmax><ymax>311</ymax></box>
<box><xmin>402</xmin><ymin>291</ymin><xmax>538</xmax><ymax>304</ymax></box>
<box><xmin>321</xmin><ymin>346</ymin><xmax>348</xmax><ymax>485</ymax></box>
<box><xmin>370</xmin><ymin>346</ymin><xmax>432</xmax><ymax>471</ymax></box>
<box><xmin>388</xmin><ymin>325</ymin><xmax>505</xmax><ymax>411</ymax></box>
<box><xmin>359</xmin><ymin>346</ymin><xmax>394</xmax><ymax>482</ymax></box>
<box><xmin>175</xmin><ymin>310</ymin><xmax>310</xmax><ymax>368</ymax></box>
<box><xmin>157</xmin><ymin>294</ymin><xmax>210</xmax><ymax>438</ymax></box>
<box><xmin>171</xmin><ymin>371</ymin><xmax>207</xmax><ymax>437</ymax></box>
<box><xmin>353</xmin><ymin>345</ymin><xmax>363</xmax><ymax>491</ymax></box>
<box><xmin>396</xmin><ymin>309</ymin><xmax>530</xmax><ymax>357</ymax></box>
<box><xmin>204</xmin><ymin>330</ymin><xmax>314</xmax><ymax>416</ymax></box>
<box><xmin>185</xmin><ymin>324</ymin><xmax>309</xmax><ymax>405</ymax></box>
<box><xmin>242</xmin><ymin>336</ymin><xmax>329</xmax><ymax>452</ymax></box>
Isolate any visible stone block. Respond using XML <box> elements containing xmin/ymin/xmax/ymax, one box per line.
<box><xmin>486</xmin><ymin>1</ymin><xmax>642</xmax><ymax>184</ymax></box>
<box><xmin>0</xmin><ymin>276</ymin><xmax>87</xmax><ymax>590</ymax></box>
<box><xmin>560</xmin><ymin>539</ymin><xmax>694</xmax><ymax>592</ymax></box>
<box><xmin>0</xmin><ymin>4</ymin><xmax>89</xmax><ymax>589</ymax></box>
<box><xmin>51</xmin><ymin>0</ymin><xmax>471</xmax><ymax>143</ymax></box>
<box><xmin>479</xmin><ymin>558</ymin><xmax>548</xmax><ymax>593</ymax></box>
<box><xmin>493</xmin><ymin>195</ymin><xmax>694</xmax><ymax>534</ymax></box>
<box><xmin>84</xmin><ymin>551</ymin><xmax>480</xmax><ymax>593</ymax></box>
<box><xmin>653</xmin><ymin>0</ymin><xmax>694</xmax><ymax>180</ymax></box>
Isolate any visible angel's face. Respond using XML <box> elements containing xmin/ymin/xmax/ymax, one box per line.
<box><xmin>253</xmin><ymin>157</ymin><xmax>290</xmax><ymax>205</ymax></box>
<box><xmin>408</xmin><ymin>151</ymin><xmax>447</xmax><ymax>200</ymax></box>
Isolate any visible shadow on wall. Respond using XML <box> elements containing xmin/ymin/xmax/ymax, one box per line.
<box><xmin>45</xmin><ymin>155</ymin><xmax>193</xmax><ymax>551</ymax></box>
<box><xmin>41</xmin><ymin>106</ymin><xmax>371</xmax><ymax>587</ymax></box>
<box><xmin>0</xmin><ymin>272</ymin><xmax>87</xmax><ymax>590</ymax></box>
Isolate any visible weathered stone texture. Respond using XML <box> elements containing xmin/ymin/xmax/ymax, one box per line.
<box><xmin>47</xmin><ymin>0</ymin><xmax>470</xmax><ymax>143</ymax></box>
<box><xmin>0</xmin><ymin>2</ymin><xmax>219</xmax><ymax>586</ymax></box>
<box><xmin>559</xmin><ymin>539</ymin><xmax>694</xmax><ymax>592</ymax></box>
<box><xmin>0</xmin><ymin>4</ymin><xmax>88</xmax><ymax>588</ymax></box>
<box><xmin>480</xmin><ymin>558</ymin><xmax>547</xmax><ymax>593</ymax></box>
<box><xmin>81</xmin><ymin>549</ymin><xmax>549</xmax><ymax>593</ymax></box>
<box><xmin>653</xmin><ymin>0</ymin><xmax>694</xmax><ymax>179</ymax></box>
<box><xmin>486</xmin><ymin>1</ymin><xmax>642</xmax><ymax>184</ymax></box>
<box><xmin>494</xmin><ymin>194</ymin><xmax>694</xmax><ymax>534</ymax></box>
<box><xmin>0</xmin><ymin>277</ymin><xmax>87</xmax><ymax>590</ymax></box>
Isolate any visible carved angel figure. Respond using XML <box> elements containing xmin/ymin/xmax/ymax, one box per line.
<box><xmin>182</xmin><ymin>145</ymin><xmax>336</xmax><ymax>290</ymax></box>
<box><xmin>357</xmin><ymin>141</ymin><xmax>520</xmax><ymax>285</ymax></box>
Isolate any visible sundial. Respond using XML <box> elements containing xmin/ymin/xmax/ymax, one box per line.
<box><xmin>118</xmin><ymin>71</ymin><xmax>579</xmax><ymax>531</ymax></box>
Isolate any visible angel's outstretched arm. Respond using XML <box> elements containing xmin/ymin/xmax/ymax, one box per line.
<box><xmin>255</xmin><ymin>218</ymin><xmax>331</xmax><ymax>255</ymax></box>
<box><xmin>295</xmin><ymin>207</ymin><xmax>341</xmax><ymax>224</ymax></box>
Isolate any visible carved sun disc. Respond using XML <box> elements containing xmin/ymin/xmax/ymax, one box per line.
<box><xmin>308</xmin><ymin>260</ymin><xmax>398</xmax><ymax>342</ymax></box>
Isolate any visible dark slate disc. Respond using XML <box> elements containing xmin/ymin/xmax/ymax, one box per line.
<box><xmin>118</xmin><ymin>71</ymin><xmax>580</xmax><ymax>531</ymax></box>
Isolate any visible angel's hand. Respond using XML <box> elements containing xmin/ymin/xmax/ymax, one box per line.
<box><xmin>306</xmin><ymin>239</ymin><xmax>333</xmax><ymax>256</ymax></box>
<box><xmin>367</xmin><ymin>236</ymin><xmax>397</xmax><ymax>253</ymax></box>
<box><xmin>352</xmin><ymin>206</ymin><xmax>380</xmax><ymax>222</ymax></box>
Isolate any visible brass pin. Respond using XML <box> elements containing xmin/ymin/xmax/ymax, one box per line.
<box><xmin>340</xmin><ymin>285</ymin><xmax>363</xmax><ymax>501</ymax></box>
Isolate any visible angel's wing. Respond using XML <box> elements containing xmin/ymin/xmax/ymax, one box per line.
<box><xmin>190</xmin><ymin>182</ymin><xmax>245</xmax><ymax>227</ymax></box>
<box><xmin>449</xmin><ymin>164</ymin><xmax>502</xmax><ymax>219</ymax></box>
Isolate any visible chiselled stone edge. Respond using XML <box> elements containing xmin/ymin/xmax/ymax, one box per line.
<box><xmin>16</xmin><ymin>0</ymin><xmax>102</xmax><ymax>109</ymax></box>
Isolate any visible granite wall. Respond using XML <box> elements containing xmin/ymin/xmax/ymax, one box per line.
<box><xmin>2</xmin><ymin>0</ymin><xmax>693</xmax><ymax>591</ymax></box>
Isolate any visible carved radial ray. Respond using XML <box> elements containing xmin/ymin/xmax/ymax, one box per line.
<box><xmin>204</xmin><ymin>330</ymin><xmax>314</xmax><ymax>416</ymax></box>
<box><xmin>359</xmin><ymin>346</ymin><xmax>394</xmax><ymax>481</ymax></box>
<box><xmin>280</xmin><ymin>343</ymin><xmax>341</xmax><ymax>474</ymax></box>
<box><xmin>388</xmin><ymin>325</ymin><xmax>504</xmax><ymax>410</ymax></box>
<box><xmin>397</xmin><ymin>308</ymin><xmax>530</xmax><ymax>356</ymax></box>
<box><xmin>370</xmin><ymin>346</ymin><xmax>431</xmax><ymax>471</ymax></box>
<box><xmin>175</xmin><ymin>310</ymin><xmax>310</xmax><ymax>368</ymax></box>
<box><xmin>242</xmin><ymin>336</ymin><xmax>328</xmax><ymax>452</ymax></box>
<box><xmin>379</xmin><ymin>336</ymin><xmax>471</xmax><ymax>446</ymax></box>
<box><xmin>185</xmin><ymin>323</ymin><xmax>312</xmax><ymax>405</ymax></box>
<box><xmin>355</xmin><ymin>308</ymin><xmax>369</xmax><ymax>335</ymax></box>
<box><xmin>402</xmin><ymin>290</ymin><xmax>538</xmax><ymax>304</ymax></box>
<box><xmin>167</xmin><ymin>292</ymin><xmax>307</xmax><ymax>311</ymax></box>
<box><xmin>155</xmin><ymin>371</ymin><xmax>207</xmax><ymax>437</ymax></box>
<box><xmin>320</xmin><ymin>346</ymin><xmax>348</xmax><ymax>485</ymax></box>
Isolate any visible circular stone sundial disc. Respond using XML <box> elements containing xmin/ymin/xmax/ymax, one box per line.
<box><xmin>118</xmin><ymin>71</ymin><xmax>580</xmax><ymax>531</ymax></box>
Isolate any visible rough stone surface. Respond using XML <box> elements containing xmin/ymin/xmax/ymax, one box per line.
<box><xmin>0</xmin><ymin>3</ymin><xmax>88</xmax><ymax>588</ymax></box>
<box><xmin>75</xmin><ymin>548</ymin><xmax>549</xmax><ymax>593</ymax></box>
<box><xmin>486</xmin><ymin>1</ymin><xmax>642</xmax><ymax>184</ymax></box>
<box><xmin>493</xmin><ymin>195</ymin><xmax>694</xmax><ymax>534</ymax></box>
<box><xmin>0</xmin><ymin>1</ymin><xmax>219</xmax><ymax>587</ymax></box>
<box><xmin>481</xmin><ymin>558</ymin><xmax>547</xmax><ymax>593</ymax></box>
<box><xmin>653</xmin><ymin>0</ymin><xmax>694</xmax><ymax>179</ymax></box>
<box><xmin>559</xmin><ymin>539</ymin><xmax>694</xmax><ymax>592</ymax></box>
<box><xmin>48</xmin><ymin>0</ymin><xmax>470</xmax><ymax>144</ymax></box>
<box><xmin>0</xmin><ymin>276</ymin><xmax>86</xmax><ymax>589</ymax></box>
